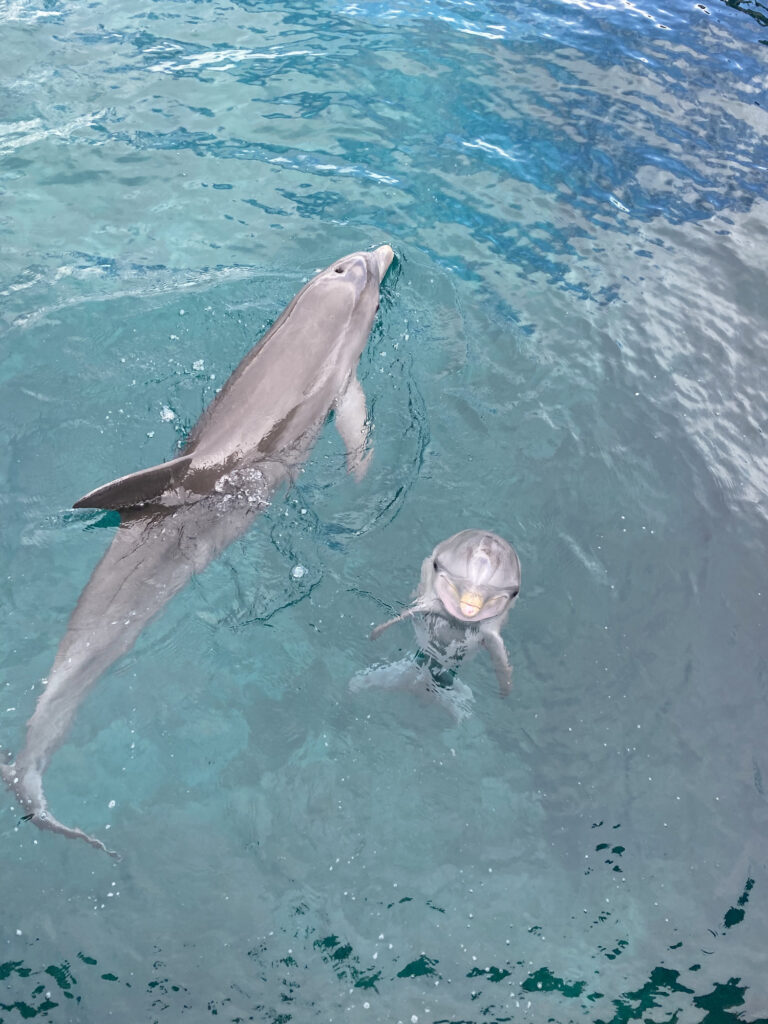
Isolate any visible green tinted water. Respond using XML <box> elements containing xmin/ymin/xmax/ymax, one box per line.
<box><xmin>2</xmin><ymin>0</ymin><xmax>768</xmax><ymax>1021</ymax></box>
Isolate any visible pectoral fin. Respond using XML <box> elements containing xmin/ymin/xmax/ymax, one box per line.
<box><xmin>334</xmin><ymin>375</ymin><xmax>372</xmax><ymax>481</ymax></box>
<box><xmin>73</xmin><ymin>454</ymin><xmax>193</xmax><ymax>510</ymax></box>
<box><xmin>370</xmin><ymin>601</ymin><xmax>427</xmax><ymax>640</ymax></box>
<box><xmin>482</xmin><ymin>629</ymin><xmax>513</xmax><ymax>696</ymax></box>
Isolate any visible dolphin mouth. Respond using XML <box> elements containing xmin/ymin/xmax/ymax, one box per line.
<box><xmin>458</xmin><ymin>592</ymin><xmax>484</xmax><ymax>618</ymax></box>
<box><xmin>373</xmin><ymin>244</ymin><xmax>395</xmax><ymax>281</ymax></box>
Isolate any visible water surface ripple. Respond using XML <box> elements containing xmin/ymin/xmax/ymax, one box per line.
<box><xmin>1</xmin><ymin>0</ymin><xmax>768</xmax><ymax>1022</ymax></box>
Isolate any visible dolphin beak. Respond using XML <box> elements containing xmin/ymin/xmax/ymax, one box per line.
<box><xmin>373</xmin><ymin>244</ymin><xmax>395</xmax><ymax>281</ymax></box>
<box><xmin>458</xmin><ymin>591</ymin><xmax>484</xmax><ymax>619</ymax></box>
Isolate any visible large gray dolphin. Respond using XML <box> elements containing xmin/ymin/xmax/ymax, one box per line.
<box><xmin>1</xmin><ymin>244</ymin><xmax>395</xmax><ymax>857</ymax></box>
<box><xmin>350</xmin><ymin>530</ymin><xmax>520</xmax><ymax>720</ymax></box>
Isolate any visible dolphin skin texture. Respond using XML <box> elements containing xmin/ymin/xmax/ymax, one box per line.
<box><xmin>2</xmin><ymin>244</ymin><xmax>395</xmax><ymax>857</ymax></box>
<box><xmin>350</xmin><ymin>530</ymin><xmax>520</xmax><ymax>722</ymax></box>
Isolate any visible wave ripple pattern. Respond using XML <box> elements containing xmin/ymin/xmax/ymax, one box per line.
<box><xmin>1</xmin><ymin>0</ymin><xmax>768</xmax><ymax>1022</ymax></box>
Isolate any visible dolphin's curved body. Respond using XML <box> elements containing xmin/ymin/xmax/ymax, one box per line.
<box><xmin>351</xmin><ymin>530</ymin><xmax>520</xmax><ymax>721</ymax></box>
<box><xmin>2</xmin><ymin>244</ymin><xmax>395</xmax><ymax>856</ymax></box>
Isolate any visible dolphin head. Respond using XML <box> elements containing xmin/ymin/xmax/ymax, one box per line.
<box><xmin>372</xmin><ymin>243</ymin><xmax>395</xmax><ymax>282</ymax></box>
<box><xmin>298</xmin><ymin>245</ymin><xmax>394</xmax><ymax>359</ymax></box>
<box><xmin>320</xmin><ymin>244</ymin><xmax>394</xmax><ymax>295</ymax></box>
<box><xmin>430</xmin><ymin>529</ymin><xmax>521</xmax><ymax>624</ymax></box>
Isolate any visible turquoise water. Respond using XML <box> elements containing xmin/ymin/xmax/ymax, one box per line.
<box><xmin>2</xmin><ymin>0</ymin><xmax>768</xmax><ymax>1020</ymax></box>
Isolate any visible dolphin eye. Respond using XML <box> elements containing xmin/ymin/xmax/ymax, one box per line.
<box><xmin>510</xmin><ymin>588</ymin><xmax>519</xmax><ymax>599</ymax></box>
<box><xmin>433</xmin><ymin>559</ymin><xmax>438</xmax><ymax>571</ymax></box>
<box><xmin>334</xmin><ymin>265</ymin><xmax>345</xmax><ymax>274</ymax></box>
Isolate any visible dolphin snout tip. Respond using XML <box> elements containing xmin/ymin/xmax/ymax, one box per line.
<box><xmin>373</xmin><ymin>244</ymin><xmax>395</xmax><ymax>280</ymax></box>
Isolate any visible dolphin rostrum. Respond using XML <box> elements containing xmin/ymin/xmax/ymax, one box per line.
<box><xmin>350</xmin><ymin>530</ymin><xmax>520</xmax><ymax>719</ymax></box>
<box><xmin>2</xmin><ymin>244</ymin><xmax>395</xmax><ymax>856</ymax></box>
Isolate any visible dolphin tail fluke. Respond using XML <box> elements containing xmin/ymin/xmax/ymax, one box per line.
<box><xmin>349</xmin><ymin>657</ymin><xmax>425</xmax><ymax>693</ymax></box>
<box><xmin>1</xmin><ymin>762</ymin><xmax>120</xmax><ymax>860</ymax></box>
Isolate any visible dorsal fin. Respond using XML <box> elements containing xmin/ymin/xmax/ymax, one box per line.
<box><xmin>73</xmin><ymin>454</ymin><xmax>193</xmax><ymax>510</ymax></box>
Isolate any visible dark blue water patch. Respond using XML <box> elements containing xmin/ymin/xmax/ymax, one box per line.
<box><xmin>3</xmin><ymin>943</ymin><xmax>768</xmax><ymax>1023</ymax></box>
<box><xmin>53</xmin><ymin>1</ymin><xmax>766</xmax><ymax>307</ymax></box>
<box><xmin>722</xmin><ymin>877</ymin><xmax>755</xmax><ymax>930</ymax></box>
<box><xmin>10</xmin><ymin>16</ymin><xmax>757</xmax><ymax>335</ymax></box>
<box><xmin>718</xmin><ymin>0</ymin><xmax>768</xmax><ymax>38</ymax></box>
<box><xmin>350</xmin><ymin>0</ymin><xmax>768</xmax><ymax>51</ymax></box>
